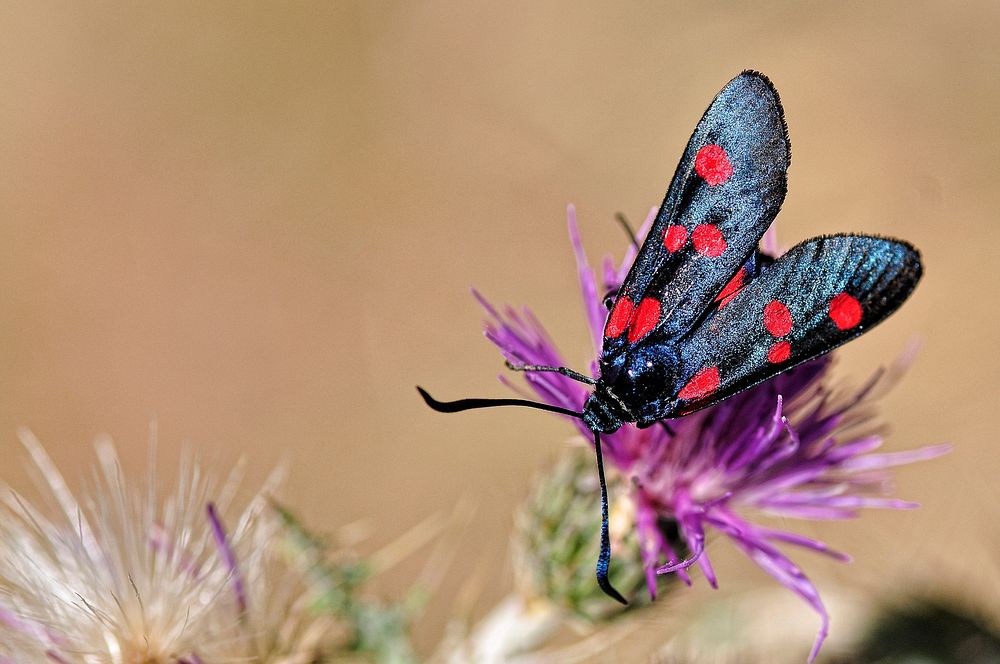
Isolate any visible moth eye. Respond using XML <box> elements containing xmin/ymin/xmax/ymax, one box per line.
<box><xmin>603</xmin><ymin>291</ymin><xmax>619</xmax><ymax>310</ymax></box>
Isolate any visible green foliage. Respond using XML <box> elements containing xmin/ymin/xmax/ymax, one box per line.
<box><xmin>272</xmin><ymin>501</ymin><xmax>422</xmax><ymax>664</ymax></box>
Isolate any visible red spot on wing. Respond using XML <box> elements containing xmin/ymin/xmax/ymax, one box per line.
<box><xmin>692</xmin><ymin>224</ymin><xmax>727</xmax><ymax>257</ymax></box>
<box><xmin>763</xmin><ymin>300</ymin><xmax>793</xmax><ymax>337</ymax></box>
<box><xmin>694</xmin><ymin>144</ymin><xmax>734</xmax><ymax>185</ymax></box>
<box><xmin>714</xmin><ymin>267</ymin><xmax>747</xmax><ymax>309</ymax></box>
<box><xmin>663</xmin><ymin>225</ymin><xmax>688</xmax><ymax>252</ymax></box>
<box><xmin>829</xmin><ymin>292</ymin><xmax>862</xmax><ymax>330</ymax></box>
<box><xmin>605</xmin><ymin>296</ymin><xmax>634</xmax><ymax>338</ymax></box>
<box><xmin>767</xmin><ymin>340</ymin><xmax>791</xmax><ymax>364</ymax></box>
<box><xmin>677</xmin><ymin>366</ymin><xmax>720</xmax><ymax>401</ymax></box>
<box><xmin>628</xmin><ymin>297</ymin><xmax>661</xmax><ymax>343</ymax></box>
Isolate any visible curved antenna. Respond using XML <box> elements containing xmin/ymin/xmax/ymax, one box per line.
<box><xmin>593</xmin><ymin>429</ymin><xmax>628</xmax><ymax>605</ymax></box>
<box><xmin>417</xmin><ymin>387</ymin><xmax>583</xmax><ymax>419</ymax></box>
<box><xmin>418</xmin><ymin>386</ymin><xmax>628</xmax><ymax>605</ymax></box>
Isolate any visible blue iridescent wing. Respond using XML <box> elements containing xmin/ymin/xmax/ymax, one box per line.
<box><xmin>601</xmin><ymin>71</ymin><xmax>790</xmax><ymax>360</ymax></box>
<box><xmin>668</xmin><ymin>235</ymin><xmax>922</xmax><ymax>414</ymax></box>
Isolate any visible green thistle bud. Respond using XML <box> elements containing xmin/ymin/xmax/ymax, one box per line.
<box><xmin>512</xmin><ymin>444</ymin><xmax>680</xmax><ymax>621</ymax></box>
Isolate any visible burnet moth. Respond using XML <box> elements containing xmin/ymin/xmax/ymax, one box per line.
<box><xmin>418</xmin><ymin>71</ymin><xmax>922</xmax><ymax>603</ymax></box>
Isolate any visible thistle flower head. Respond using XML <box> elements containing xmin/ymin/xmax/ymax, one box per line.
<box><xmin>0</xmin><ymin>429</ymin><xmax>338</xmax><ymax>663</ymax></box>
<box><xmin>477</xmin><ymin>206</ymin><xmax>949</xmax><ymax>661</ymax></box>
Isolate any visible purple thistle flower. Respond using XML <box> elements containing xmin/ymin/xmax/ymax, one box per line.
<box><xmin>475</xmin><ymin>205</ymin><xmax>949</xmax><ymax>662</ymax></box>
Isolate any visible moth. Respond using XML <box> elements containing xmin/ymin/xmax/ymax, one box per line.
<box><xmin>419</xmin><ymin>71</ymin><xmax>922</xmax><ymax>603</ymax></box>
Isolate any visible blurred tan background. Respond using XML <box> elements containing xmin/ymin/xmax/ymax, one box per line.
<box><xmin>0</xmin><ymin>1</ymin><xmax>997</xmax><ymax>655</ymax></box>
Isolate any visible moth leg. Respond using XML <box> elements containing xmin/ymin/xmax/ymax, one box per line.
<box><xmin>614</xmin><ymin>212</ymin><xmax>640</xmax><ymax>250</ymax></box>
<box><xmin>658</xmin><ymin>420</ymin><xmax>676</xmax><ymax>436</ymax></box>
<box><xmin>503</xmin><ymin>360</ymin><xmax>597</xmax><ymax>385</ymax></box>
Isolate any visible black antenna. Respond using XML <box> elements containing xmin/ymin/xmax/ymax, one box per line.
<box><xmin>417</xmin><ymin>385</ymin><xmax>628</xmax><ymax>605</ymax></box>
<box><xmin>593</xmin><ymin>429</ymin><xmax>628</xmax><ymax>604</ymax></box>
<box><xmin>417</xmin><ymin>387</ymin><xmax>583</xmax><ymax>420</ymax></box>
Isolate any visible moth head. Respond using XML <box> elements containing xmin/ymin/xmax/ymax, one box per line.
<box><xmin>582</xmin><ymin>389</ymin><xmax>627</xmax><ymax>434</ymax></box>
